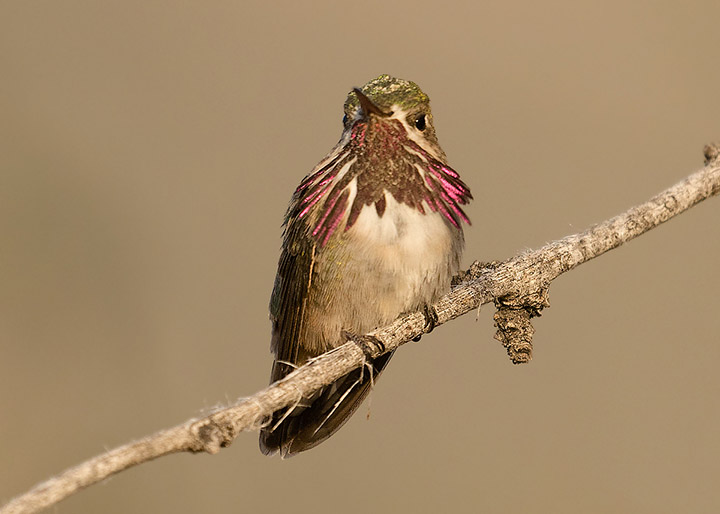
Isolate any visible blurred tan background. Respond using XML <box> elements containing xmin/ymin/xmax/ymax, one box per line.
<box><xmin>1</xmin><ymin>1</ymin><xmax>719</xmax><ymax>513</ymax></box>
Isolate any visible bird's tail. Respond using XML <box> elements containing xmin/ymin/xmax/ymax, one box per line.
<box><xmin>259</xmin><ymin>351</ymin><xmax>394</xmax><ymax>457</ymax></box>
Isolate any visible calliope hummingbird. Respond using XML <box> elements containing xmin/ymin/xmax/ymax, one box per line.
<box><xmin>259</xmin><ymin>75</ymin><xmax>472</xmax><ymax>457</ymax></box>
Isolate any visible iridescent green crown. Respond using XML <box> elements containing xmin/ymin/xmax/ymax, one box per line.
<box><xmin>344</xmin><ymin>74</ymin><xmax>430</xmax><ymax>117</ymax></box>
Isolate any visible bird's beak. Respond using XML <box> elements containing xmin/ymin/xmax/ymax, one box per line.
<box><xmin>353</xmin><ymin>88</ymin><xmax>391</xmax><ymax>119</ymax></box>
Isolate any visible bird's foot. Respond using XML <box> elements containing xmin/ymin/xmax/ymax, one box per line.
<box><xmin>342</xmin><ymin>331</ymin><xmax>386</xmax><ymax>358</ymax></box>
<box><xmin>412</xmin><ymin>304</ymin><xmax>439</xmax><ymax>342</ymax></box>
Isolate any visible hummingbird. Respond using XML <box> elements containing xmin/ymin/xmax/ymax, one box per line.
<box><xmin>259</xmin><ymin>75</ymin><xmax>472</xmax><ymax>457</ymax></box>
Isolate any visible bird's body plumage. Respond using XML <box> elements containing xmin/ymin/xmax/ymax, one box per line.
<box><xmin>260</xmin><ymin>75</ymin><xmax>472</xmax><ymax>457</ymax></box>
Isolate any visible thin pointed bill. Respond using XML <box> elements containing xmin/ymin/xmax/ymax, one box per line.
<box><xmin>353</xmin><ymin>88</ymin><xmax>391</xmax><ymax>118</ymax></box>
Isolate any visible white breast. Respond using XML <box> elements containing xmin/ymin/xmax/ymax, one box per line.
<box><xmin>351</xmin><ymin>192</ymin><xmax>451</xmax><ymax>263</ymax></box>
<box><xmin>346</xmin><ymin>192</ymin><xmax>459</xmax><ymax>316</ymax></box>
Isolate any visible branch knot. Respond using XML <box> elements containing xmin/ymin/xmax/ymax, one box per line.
<box><xmin>191</xmin><ymin>418</ymin><xmax>235</xmax><ymax>454</ymax></box>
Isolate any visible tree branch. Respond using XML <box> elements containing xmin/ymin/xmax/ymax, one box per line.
<box><xmin>3</xmin><ymin>145</ymin><xmax>719</xmax><ymax>514</ymax></box>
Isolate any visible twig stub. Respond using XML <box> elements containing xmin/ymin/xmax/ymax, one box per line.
<box><xmin>704</xmin><ymin>142</ymin><xmax>720</xmax><ymax>164</ymax></box>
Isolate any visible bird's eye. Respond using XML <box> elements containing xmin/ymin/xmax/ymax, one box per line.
<box><xmin>342</xmin><ymin>114</ymin><xmax>348</xmax><ymax>125</ymax></box>
<box><xmin>415</xmin><ymin>114</ymin><xmax>426</xmax><ymax>131</ymax></box>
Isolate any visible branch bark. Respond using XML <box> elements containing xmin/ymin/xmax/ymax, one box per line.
<box><xmin>3</xmin><ymin>146</ymin><xmax>719</xmax><ymax>514</ymax></box>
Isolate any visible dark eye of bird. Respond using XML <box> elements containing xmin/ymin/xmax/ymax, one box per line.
<box><xmin>415</xmin><ymin>114</ymin><xmax>426</xmax><ymax>131</ymax></box>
